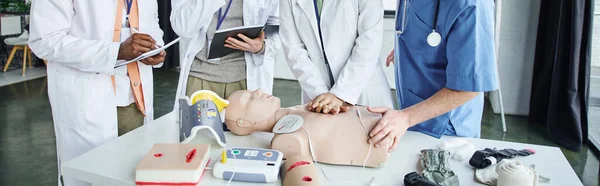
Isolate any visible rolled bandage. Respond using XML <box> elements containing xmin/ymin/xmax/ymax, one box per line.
<box><xmin>496</xmin><ymin>160</ymin><xmax>538</xmax><ymax>186</ymax></box>
<box><xmin>438</xmin><ymin>139</ymin><xmax>475</xmax><ymax>161</ymax></box>
<box><xmin>475</xmin><ymin>164</ymin><xmax>498</xmax><ymax>185</ymax></box>
<box><xmin>452</xmin><ymin>143</ymin><xmax>476</xmax><ymax>161</ymax></box>
<box><xmin>438</xmin><ymin>139</ymin><xmax>469</xmax><ymax>151</ymax></box>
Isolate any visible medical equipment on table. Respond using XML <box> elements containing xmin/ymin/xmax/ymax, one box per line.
<box><xmin>396</xmin><ymin>0</ymin><xmax>442</xmax><ymax>47</ymax></box>
<box><xmin>135</xmin><ymin>144</ymin><xmax>211</xmax><ymax>186</ymax></box>
<box><xmin>273</xmin><ymin>115</ymin><xmax>304</xmax><ymax>134</ymax></box>
<box><xmin>469</xmin><ymin>148</ymin><xmax>535</xmax><ymax>169</ymax></box>
<box><xmin>404</xmin><ymin>172</ymin><xmax>441</xmax><ymax>186</ymax></box>
<box><xmin>213</xmin><ymin>147</ymin><xmax>283</xmax><ymax>183</ymax></box>
<box><xmin>178</xmin><ymin>90</ymin><xmax>229</xmax><ymax>146</ymax></box>
<box><xmin>438</xmin><ymin>139</ymin><xmax>476</xmax><ymax>161</ymax></box>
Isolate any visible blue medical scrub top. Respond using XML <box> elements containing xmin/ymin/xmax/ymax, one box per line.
<box><xmin>394</xmin><ymin>0</ymin><xmax>498</xmax><ymax>138</ymax></box>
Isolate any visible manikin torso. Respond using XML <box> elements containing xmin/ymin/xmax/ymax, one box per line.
<box><xmin>225</xmin><ymin>90</ymin><xmax>390</xmax><ymax>168</ymax></box>
<box><xmin>271</xmin><ymin>106</ymin><xmax>389</xmax><ymax>168</ymax></box>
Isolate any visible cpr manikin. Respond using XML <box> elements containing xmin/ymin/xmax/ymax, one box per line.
<box><xmin>224</xmin><ymin>90</ymin><xmax>390</xmax><ymax>168</ymax></box>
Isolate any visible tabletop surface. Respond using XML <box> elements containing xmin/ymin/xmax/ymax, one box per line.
<box><xmin>62</xmin><ymin>112</ymin><xmax>583</xmax><ymax>186</ymax></box>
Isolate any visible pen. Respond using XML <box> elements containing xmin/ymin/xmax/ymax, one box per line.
<box><xmin>131</xmin><ymin>28</ymin><xmax>161</xmax><ymax>48</ymax></box>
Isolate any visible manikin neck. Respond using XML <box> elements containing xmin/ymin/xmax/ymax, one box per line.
<box><xmin>259</xmin><ymin>108</ymin><xmax>294</xmax><ymax>132</ymax></box>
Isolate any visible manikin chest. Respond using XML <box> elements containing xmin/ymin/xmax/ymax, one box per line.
<box><xmin>271</xmin><ymin>107</ymin><xmax>385</xmax><ymax>166</ymax></box>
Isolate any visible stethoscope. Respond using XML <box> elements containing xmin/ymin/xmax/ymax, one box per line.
<box><xmin>397</xmin><ymin>0</ymin><xmax>442</xmax><ymax>47</ymax></box>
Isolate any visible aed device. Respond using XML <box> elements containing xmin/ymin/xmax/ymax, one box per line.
<box><xmin>213</xmin><ymin>148</ymin><xmax>283</xmax><ymax>183</ymax></box>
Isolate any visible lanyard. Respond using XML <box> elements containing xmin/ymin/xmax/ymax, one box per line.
<box><xmin>124</xmin><ymin>0</ymin><xmax>133</xmax><ymax>27</ymax></box>
<box><xmin>217</xmin><ymin>0</ymin><xmax>234</xmax><ymax>30</ymax></box>
<box><xmin>312</xmin><ymin>0</ymin><xmax>335</xmax><ymax>87</ymax></box>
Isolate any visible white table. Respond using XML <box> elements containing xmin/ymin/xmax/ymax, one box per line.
<box><xmin>62</xmin><ymin>112</ymin><xmax>583</xmax><ymax>186</ymax></box>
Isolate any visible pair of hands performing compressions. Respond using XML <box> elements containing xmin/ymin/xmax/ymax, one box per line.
<box><xmin>307</xmin><ymin>91</ymin><xmax>407</xmax><ymax>154</ymax></box>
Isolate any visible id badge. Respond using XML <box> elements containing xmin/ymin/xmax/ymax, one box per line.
<box><xmin>207</xmin><ymin>36</ymin><xmax>221</xmax><ymax>62</ymax></box>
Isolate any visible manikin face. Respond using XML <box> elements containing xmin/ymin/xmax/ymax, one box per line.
<box><xmin>225</xmin><ymin>90</ymin><xmax>281</xmax><ymax>134</ymax></box>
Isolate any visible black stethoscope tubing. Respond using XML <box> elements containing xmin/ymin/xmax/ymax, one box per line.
<box><xmin>397</xmin><ymin>0</ymin><xmax>442</xmax><ymax>47</ymax></box>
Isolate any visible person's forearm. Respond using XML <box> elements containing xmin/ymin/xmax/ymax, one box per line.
<box><xmin>403</xmin><ymin>88</ymin><xmax>480</xmax><ymax>127</ymax></box>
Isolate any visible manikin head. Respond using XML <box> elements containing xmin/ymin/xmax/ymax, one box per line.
<box><xmin>225</xmin><ymin>90</ymin><xmax>281</xmax><ymax>135</ymax></box>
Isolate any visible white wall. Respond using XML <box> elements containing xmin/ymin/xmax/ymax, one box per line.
<box><xmin>383</xmin><ymin>0</ymin><xmax>397</xmax><ymax>11</ymax></box>
<box><xmin>592</xmin><ymin>1</ymin><xmax>600</xmax><ymax>67</ymax></box>
<box><xmin>489</xmin><ymin>0</ymin><xmax>541</xmax><ymax>116</ymax></box>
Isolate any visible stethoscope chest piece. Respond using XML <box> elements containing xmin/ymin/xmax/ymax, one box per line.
<box><xmin>427</xmin><ymin>31</ymin><xmax>441</xmax><ymax>47</ymax></box>
<box><xmin>427</xmin><ymin>0</ymin><xmax>442</xmax><ymax>47</ymax></box>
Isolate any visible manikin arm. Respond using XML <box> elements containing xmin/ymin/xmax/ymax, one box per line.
<box><xmin>282</xmin><ymin>155</ymin><xmax>322</xmax><ymax>186</ymax></box>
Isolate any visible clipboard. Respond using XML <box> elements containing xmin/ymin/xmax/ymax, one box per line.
<box><xmin>208</xmin><ymin>25</ymin><xmax>265</xmax><ymax>59</ymax></box>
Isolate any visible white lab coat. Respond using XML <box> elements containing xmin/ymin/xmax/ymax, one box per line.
<box><xmin>28</xmin><ymin>1</ymin><xmax>164</xmax><ymax>185</ymax></box>
<box><xmin>280</xmin><ymin>0</ymin><xmax>393</xmax><ymax>107</ymax></box>
<box><xmin>170</xmin><ymin>0</ymin><xmax>281</xmax><ymax>109</ymax></box>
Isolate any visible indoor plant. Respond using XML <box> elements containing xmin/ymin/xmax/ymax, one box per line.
<box><xmin>0</xmin><ymin>0</ymin><xmax>31</xmax><ymax>14</ymax></box>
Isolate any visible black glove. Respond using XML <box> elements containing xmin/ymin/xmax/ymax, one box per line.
<box><xmin>404</xmin><ymin>172</ymin><xmax>441</xmax><ymax>186</ymax></box>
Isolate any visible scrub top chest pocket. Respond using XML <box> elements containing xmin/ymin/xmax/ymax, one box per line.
<box><xmin>398</xmin><ymin>5</ymin><xmax>450</xmax><ymax>67</ymax></box>
<box><xmin>399</xmin><ymin>7</ymin><xmax>435</xmax><ymax>57</ymax></box>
